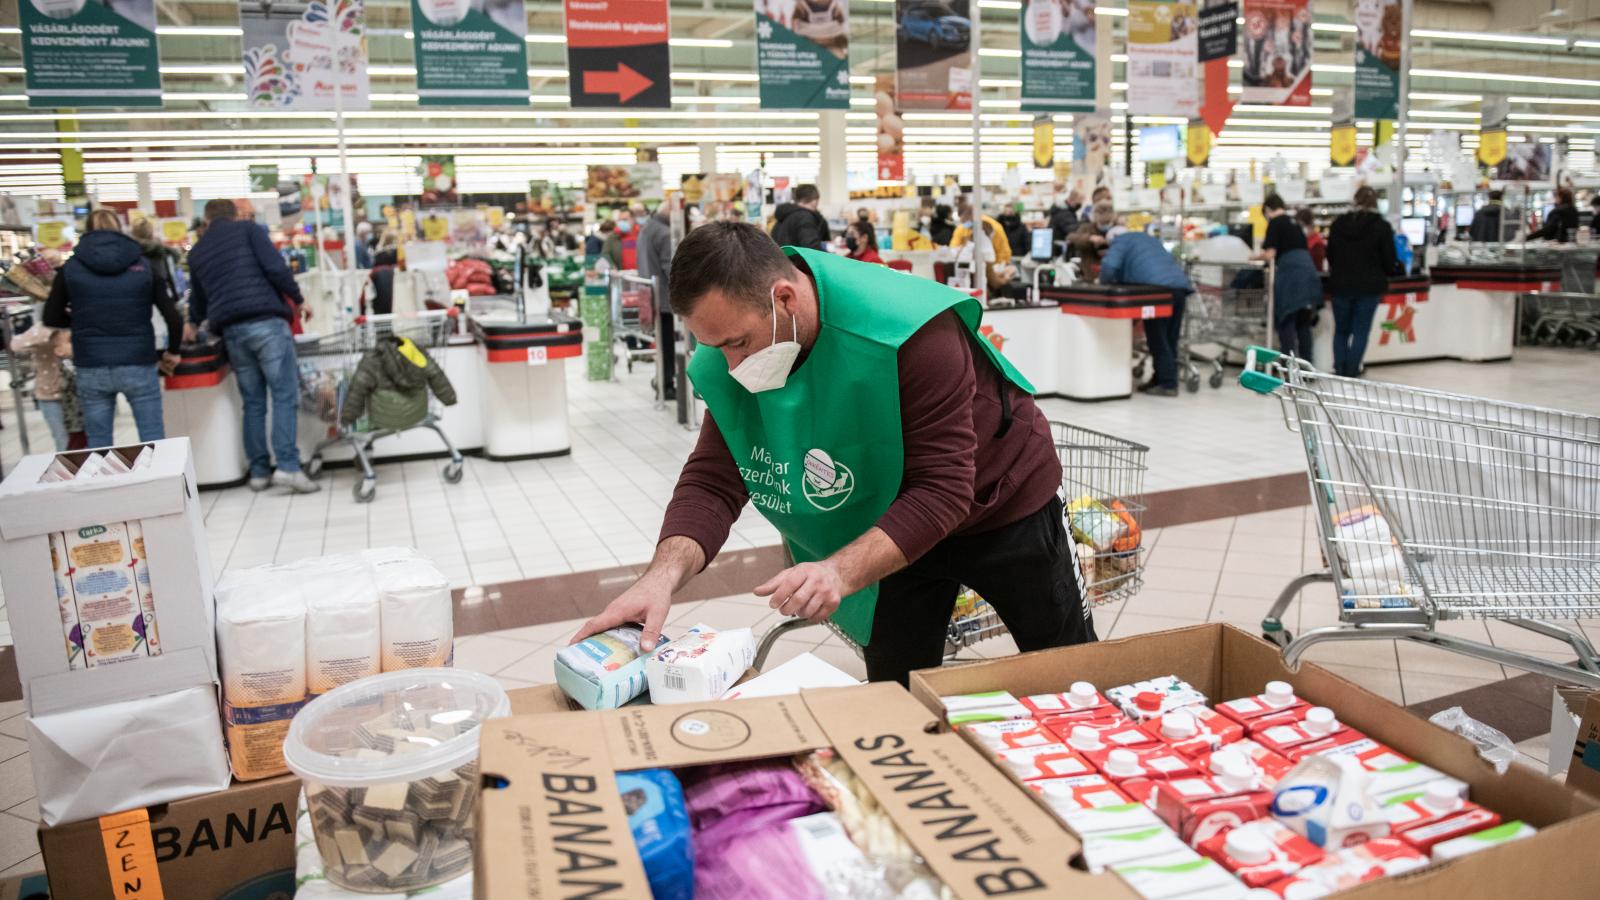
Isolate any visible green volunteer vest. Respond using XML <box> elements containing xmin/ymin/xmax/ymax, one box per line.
<box><xmin>688</xmin><ymin>247</ymin><xmax>1034</xmax><ymax>645</ymax></box>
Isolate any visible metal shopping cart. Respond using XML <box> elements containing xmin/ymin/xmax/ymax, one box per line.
<box><xmin>1240</xmin><ymin>346</ymin><xmax>1600</xmax><ymax>689</ymax></box>
<box><xmin>1183</xmin><ymin>260</ymin><xmax>1273</xmax><ymax>390</ymax></box>
<box><xmin>1522</xmin><ymin>292</ymin><xmax>1600</xmax><ymax>348</ymax></box>
<box><xmin>298</xmin><ymin>308</ymin><xmax>465</xmax><ymax>502</ymax></box>
<box><xmin>752</xmin><ymin>420</ymin><xmax>1150</xmax><ymax>668</ymax></box>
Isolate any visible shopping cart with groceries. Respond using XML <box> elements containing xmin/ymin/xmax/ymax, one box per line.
<box><xmin>610</xmin><ymin>270</ymin><xmax>668</xmax><ymax>407</ymax></box>
<box><xmin>1183</xmin><ymin>259</ymin><xmax>1273</xmax><ymax>389</ymax></box>
<box><xmin>297</xmin><ymin>308</ymin><xmax>465</xmax><ymax>503</ymax></box>
<box><xmin>752</xmin><ymin>421</ymin><xmax>1150</xmax><ymax>669</ymax></box>
<box><xmin>1240</xmin><ymin>346</ymin><xmax>1600</xmax><ymax>689</ymax></box>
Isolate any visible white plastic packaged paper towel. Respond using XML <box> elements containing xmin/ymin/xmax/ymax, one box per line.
<box><xmin>368</xmin><ymin>552</ymin><xmax>454</xmax><ymax>670</ymax></box>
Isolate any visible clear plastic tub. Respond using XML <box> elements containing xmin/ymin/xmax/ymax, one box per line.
<box><xmin>283</xmin><ymin>668</ymin><xmax>509</xmax><ymax>893</ymax></box>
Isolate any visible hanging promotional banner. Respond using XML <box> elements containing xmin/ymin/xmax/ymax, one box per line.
<box><xmin>586</xmin><ymin>164</ymin><xmax>664</xmax><ymax>201</ymax></box>
<box><xmin>20</xmin><ymin>0</ymin><xmax>162</xmax><ymax>108</ymax></box>
<box><xmin>1330</xmin><ymin>125</ymin><xmax>1357</xmax><ymax>166</ymax></box>
<box><xmin>242</xmin><ymin>0</ymin><xmax>369</xmax><ymax>111</ymax></box>
<box><xmin>1241</xmin><ymin>0</ymin><xmax>1312</xmax><ymax>107</ymax></box>
<box><xmin>565</xmin><ymin>0</ymin><xmax>671</xmax><ymax>109</ymax></box>
<box><xmin>1033</xmin><ymin>116</ymin><xmax>1055</xmax><ymax>169</ymax></box>
<box><xmin>1127</xmin><ymin>0</ymin><xmax>1199</xmax><ymax>118</ymax></box>
<box><xmin>1186</xmin><ymin>121</ymin><xmax>1211</xmax><ymax>166</ymax></box>
<box><xmin>1353</xmin><ymin>0</ymin><xmax>1401</xmax><ymax>120</ymax></box>
<box><xmin>420</xmin><ymin>156</ymin><xmax>457</xmax><ymax>205</ymax></box>
<box><xmin>1478</xmin><ymin>94</ymin><xmax>1509</xmax><ymax>168</ymax></box>
<box><xmin>895</xmin><ymin>0</ymin><xmax>972</xmax><ymax>110</ymax></box>
<box><xmin>248</xmin><ymin>164</ymin><xmax>280</xmax><ymax>192</ymax></box>
<box><xmin>1019</xmin><ymin>0</ymin><xmax>1095</xmax><ymax>113</ymax></box>
<box><xmin>875</xmin><ymin>75</ymin><xmax>905</xmax><ymax>180</ymax></box>
<box><xmin>755</xmin><ymin>0</ymin><xmax>850</xmax><ymax>109</ymax></box>
<box><xmin>1198</xmin><ymin>0</ymin><xmax>1237</xmax><ymax>61</ymax></box>
<box><xmin>410</xmin><ymin>0</ymin><xmax>530</xmax><ymax>105</ymax></box>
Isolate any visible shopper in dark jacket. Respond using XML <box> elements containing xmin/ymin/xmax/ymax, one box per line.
<box><xmin>1326</xmin><ymin>186</ymin><xmax>1399</xmax><ymax>377</ymax></box>
<box><xmin>1254</xmin><ymin>193</ymin><xmax>1322</xmax><ymax>361</ymax></box>
<box><xmin>769</xmin><ymin>184</ymin><xmax>830</xmax><ymax>250</ymax></box>
<box><xmin>367</xmin><ymin>248</ymin><xmax>398</xmax><ymax>315</ymax></box>
<box><xmin>44</xmin><ymin>209</ymin><xmax>182</xmax><ymax>448</ymax></box>
<box><xmin>340</xmin><ymin>335</ymin><xmax>457</xmax><ymax>431</ymax></box>
<box><xmin>1468</xmin><ymin>191</ymin><xmax>1505</xmax><ymax>243</ymax></box>
<box><xmin>636</xmin><ymin>208</ymin><xmax>677</xmax><ymax>399</ymax></box>
<box><xmin>1533</xmin><ymin>188</ymin><xmax>1580</xmax><ymax>243</ymax></box>
<box><xmin>928</xmin><ymin>204</ymin><xmax>957</xmax><ymax>246</ymax></box>
<box><xmin>186</xmin><ymin>199</ymin><xmax>317</xmax><ymax>492</ymax></box>
<box><xmin>1047</xmin><ymin>191</ymin><xmax>1083</xmax><ymax>256</ymax></box>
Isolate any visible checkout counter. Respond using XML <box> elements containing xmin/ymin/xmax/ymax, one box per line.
<box><xmin>1312</xmin><ymin>267</ymin><xmax>1535</xmax><ymax>369</ymax></box>
<box><xmin>161</xmin><ymin>341</ymin><xmax>247</xmax><ymax>488</ymax></box>
<box><xmin>469</xmin><ymin>311</ymin><xmax>583</xmax><ymax>459</ymax></box>
<box><xmin>988</xmin><ymin>283</ymin><xmax>1177</xmax><ymax>401</ymax></box>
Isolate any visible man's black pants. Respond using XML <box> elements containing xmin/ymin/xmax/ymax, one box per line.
<box><xmin>864</xmin><ymin>496</ymin><xmax>1098</xmax><ymax>686</ymax></box>
<box><xmin>1147</xmin><ymin>290</ymin><xmax>1188</xmax><ymax>390</ymax></box>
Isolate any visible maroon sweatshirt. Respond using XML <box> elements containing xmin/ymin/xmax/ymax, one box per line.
<box><xmin>660</xmin><ymin>310</ymin><xmax>1061</xmax><ymax>567</ymax></box>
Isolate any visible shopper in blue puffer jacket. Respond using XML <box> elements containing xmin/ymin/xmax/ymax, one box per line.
<box><xmin>43</xmin><ymin>208</ymin><xmax>182</xmax><ymax>448</ymax></box>
<box><xmin>186</xmin><ymin>199</ymin><xmax>319</xmax><ymax>493</ymax></box>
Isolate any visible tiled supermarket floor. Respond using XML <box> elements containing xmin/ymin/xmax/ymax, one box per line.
<box><xmin>0</xmin><ymin>348</ymin><xmax>1598</xmax><ymax>877</ymax></box>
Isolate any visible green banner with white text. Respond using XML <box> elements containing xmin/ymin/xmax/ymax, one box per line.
<box><xmin>411</xmin><ymin>0</ymin><xmax>530</xmax><ymax>105</ymax></box>
<box><xmin>21</xmin><ymin>0</ymin><xmax>162</xmax><ymax>108</ymax></box>
<box><xmin>1353</xmin><ymin>0</ymin><xmax>1401</xmax><ymax>120</ymax></box>
<box><xmin>1020</xmin><ymin>0</ymin><xmax>1096</xmax><ymax>113</ymax></box>
<box><xmin>756</xmin><ymin>0</ymin><xmax>851</xmax><ymax>110</ymax></box>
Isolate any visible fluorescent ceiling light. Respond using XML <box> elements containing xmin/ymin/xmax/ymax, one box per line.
<box><xmin>980</xmin><ymin>49</ymin><xmax>1022</xmax><ymax>58</ymax></box>
<box><xmin>1312</xmin><ymin>23</ymin><xmax>1357</xmax><ymax>33</ymax></box>
<box><xmin>1411</xmin><ymin>29</ymin><xmax>1568</xmax><ymax>47</ymax></box>
<box><xmin>1412</xmin><ymin>68</ymin><xmax>1600</xmax><ymax>89</ymax></box>
<box><xmin>1510</xmin><ymin>95</ymin><xmax>1600</xmax><ymax>106</ymax></box>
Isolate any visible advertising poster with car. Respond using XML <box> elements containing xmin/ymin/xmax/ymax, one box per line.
<box><xmin>410</xmin><ymin>0</ymin><xmax>530</xmax><ymax>105</ymax></box>
<box><xmin>1352</xmin><ymin>0</ymin><xmax>1401</xmax><ymax>120</ymax></box>
<box><xmin>755</xmin><ymin>0</ymin><xmax>851</xmax><ymax>109</ymax></box>
<box><xmin>895</xmin><ymin>0</ymin><xmax>972</xmax><ymax>110</ymax></box>
<box><xmin>20</xmin><ymin>0</ymin><xmax>162</xmax><ymax>108</ymax></box>
<box><xmin>1020</xmin><ymin>0</ymin><xmax>1096</xmax><ymax>112</ymax></box>
<box><xmin>1127</xmin><ymin>0</ymin><xmax>1198</xmax><ymax>118</ymax></box>
<box><xmin>564</xmin><ymin>0</ymin><xmax>672</xmax><ymax>108</ymax></box>
<box><xmin>875</xmin><ymin>74</ymin><xmax>906</xmax><ymax>179</ymax></box>
<box><xmin>242</xmin><ymin>0</ymin><xmax>370</xmax><ymax>111</ymax></box>
<box><xmin>1240</xmin><ymin>0</ymin><xmax>1312</xmax><ymax>106</ymax></box>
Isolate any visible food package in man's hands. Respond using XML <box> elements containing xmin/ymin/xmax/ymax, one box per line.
<box><xmin>367</xmin><ymin>549</ymin><xmax>454</xmax><ymax>670</ymax></box>
<box><xmin>647</xmin><ymin>625</ymin><xmax>756</xmax><ymax>704</ymax></box>
<box><xmin>617</xmin><ymin>769</ymin><xmax>694</xmax><ymax>900</ymax></box>
<box><xmin>555</xmin><ymin>625</ymin><xmax>659</xmax><ymax>709</ymax></box>
<box><xmin>1067</xmin><ymin>496</ymin><xmax>1128</xmax><ymax>551</ymax></box>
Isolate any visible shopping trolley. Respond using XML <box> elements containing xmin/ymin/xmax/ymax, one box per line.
<box><xmin>752</xmin><ymin>420</ymin><xmax>1150</xmax><ymax>669</ymax></box>
<box><xmin>1522</xmin><ymin>292</ymin><xmax>1600</xmax><ymax>348</ymax></box>
<box><xmin>298</xmin><ymin>308</ymin><xmax>465</xmax><ymax>503</ymax></box>
<box><xmin>610</xmin><ymin>271</ymin><xmax>666</xmax><ymax>407</ymax></box>
<box><xmin>1240</xmin><ymin>346</ymin><xmax>1600</xmax><ymax>689</ymax></box>
<box><xmin>1183</xmin><ymin>260</ymin><xmax>1273</xmax><ymax>390</ymax></box>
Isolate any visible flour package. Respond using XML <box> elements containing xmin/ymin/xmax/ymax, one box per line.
<box><xmin>298</xmin><ymin>554</ymin><xmax>381</xmax><ymax>696</ymax></box>
<box><xmin>217</xmin><ymin>570</ymin><xmax>309</xmax><ymax>780</ymax></box>
<box><xmin>366</xmin><ymin>548</ymin><xmax>454</xmax><ymax>670</ymax></box>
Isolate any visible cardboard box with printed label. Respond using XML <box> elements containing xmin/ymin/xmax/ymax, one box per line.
<box><xmin>0</xmin><ymin>440</ymin><xmax>229</xmax><ymax>825</ymax></box>
<box><xmin>910</xmin><ymin>623</ymin><xmax>1600</xmax><ymax>898</ymax></box>
<box><xmin>476</xmin><ymin>682</ymin><xmax>1100</xmax><ymax>899</ymax></box>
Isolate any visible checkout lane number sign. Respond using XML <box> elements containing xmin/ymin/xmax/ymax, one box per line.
<box><xmin>527</xmin><ymin>347</ymin><xmax>548</xmax><ymax>366</ymax></box>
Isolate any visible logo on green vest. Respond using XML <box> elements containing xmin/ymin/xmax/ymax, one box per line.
<box><xmin>802</xmin><ymin>448</ymin><xmax>854</xmax><ymax>511</ymax></box>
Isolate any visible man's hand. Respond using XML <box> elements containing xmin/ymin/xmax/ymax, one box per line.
<box><xmin>755</xmin><ymin>561</ymin><xmax>846</xmax><ymax>624</ymax></box>
<box><xmin>570</xmin><ymin>578</ymin><xmax>673</xmax><ymax>652</ymax></box>
<box><xmin>1090</xmin><ymin>234</ymin><xmax>1108</xmax><ymax>248</ymax></box>
<box><xmin>158</xmin><ymin>352</ymin><xmax>181</xmax><ymax>376</ymax></box>
<box><xmin>182</xmin><ymin>322</ymin><xmax>198</xmax><ymax>344</ymax></box>
<box><xmin>299</xmin><ymin>303</ymin><xmax>314</xmax><ymax>322</ymax></box>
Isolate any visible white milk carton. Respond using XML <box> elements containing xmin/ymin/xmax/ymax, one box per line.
<box><xmin>1270</xmin><ymin>754</ymin><xmax>1389</xmax><ymax>849</ymax></box>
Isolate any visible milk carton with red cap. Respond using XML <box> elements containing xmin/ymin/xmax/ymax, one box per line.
<box><xmin>1269</xmin><ymin>755</ymin><xmax>1389</xmax><ymax>849</ymax></box>
<box><xmin>1022</xmin><ymin>681</ymin><xmax>1113</xmax><ymax>718</ymax></box>
<box><xmin>1254</xmin><ymin>707</ymin><xmax>1354</xmax><ymax>758</ymax></box>
<box><xmin>1198</xmin><ymin>819</ymin><xmax>1323</xmax><ymax>888</ymax></box>
<box><xmin>1302</xmin><ymin>736</ymin><xmax>1468</xmax><ymax>798</ymax></box>
<box><xmin>1041</xmin><ymin>709</ymin><xmax>1140</xmax><ymax>746</ymax></box>
<box><xmin>1152</xmin><ymin>752</ymin><xmax>1275</xmax><ymax>845</ymax></box>
<box><xmin>1381</xmin><ymin>781</ymin><xmax>1501</xmax><ymax>854</ymax></box>
<box><xmin>1030</xmin><ymin>773</ymin><xmax>1131</xmax><ymax>817</ymax></box>
<box><xmin>996</xmin><ymin>742</ymin><xmax>1095</xmax><ymax>781</ymax></box>
<box><xmin>1085</xmin><ymin>744</ymin><xmax>1200</xmax><ymax>783</ymax></box>
<box><xmin>1107</xmin><ymin>676</ymin><xmax>1208</xmax><ymax>723</ymax></box>
<box><xmin>1263</xmin><ymin>838</ymin><xmax>1427</xmax><ymax>896</ymax></box>
<box><xmin>1119</xmin><ymin>776</ymin><xmax>1163</xmax><ymax>807</ymax></box>
<box><xmin>1141</xmin><ymin>707</ymin><xmax>1246</xmax><ymax>757</ymax></box>
<box><xmin>963</xmin><ymin>718</ymin><xmax>1056</xmax><ymax>753</ymax></box>
<box><xmin>1216</xmin><ymin>681</ymin><xmax>1310</xmax><ymax>731</ymax></box>
<box><xmin>1197</xmin><ymin>738</ymin><xmax>1295</xmax><ymax>789</ymax></box>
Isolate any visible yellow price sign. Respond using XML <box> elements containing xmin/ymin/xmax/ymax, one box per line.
<box><xmin>421</xmin><ymin>214</ymin><xmax>449</xmax><ymax>242</ymax></box>
<box><xmin>487</xmin><ymin>206</ymin><xmax>505</xmax><ymax>229</ymax></box>
<box><xmin>35</xmin><ymin>221</ymin><xmax>64</xmax><ymax>245</ymax></box>
<box><xmin>400</xmin><ymin>209</ymin><xmax>417</xmax><ymax>236</ymax></box>
<box><xmin>1149</xmin><ymin>170</ymin><xmax>1167</xmax><ymax>190</ymax></box>
<box><xmin>1033</xmin><ymin>119</ymin><xmax>1055</xmax><ymax>169</ymax></box>
<box><xmin>1477</xmin><ymin>130</ymin><xmax>1507</xmax><ymax>167</ymax></box>
<box><xmin>160</xmin><ymin>219</ymin><xmax>188</xmax><ymax>244</ymax></box>
<box><xmin>1330</xmin><ymin>125</ymin><xmax>1358</xmax><ymax>167</ymax></box>
<box><xmin>1186</xmin><ymin>123</ymin><xmax>1211</xmax><ymax>167</ymax></box>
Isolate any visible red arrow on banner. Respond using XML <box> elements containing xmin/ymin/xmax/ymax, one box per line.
<box><xmin>583</xmin><ymin>64</ymin><xmax>653</xmax><ymax>104</ymax></box>
<box><xmin>1201</xmin><ymin>58</ymin><xmax>1234</xmax><ymax>136</ymax></box>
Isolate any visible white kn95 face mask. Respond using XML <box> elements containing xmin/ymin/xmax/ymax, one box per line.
<box><xmin>727</xmin><ymin>286</ymin><xmax>801</xmax><ymax>393</ymax></box>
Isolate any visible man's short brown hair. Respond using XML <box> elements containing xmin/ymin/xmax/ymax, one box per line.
<box><xmin>204</xmin><ymin>198</ymin><xmax>238</xmax><ymax>222</ymax></box>
<box><xmin>668</xmin><ymin>221</ymin><xmax>794</xmax><ymax>317</ymax></box>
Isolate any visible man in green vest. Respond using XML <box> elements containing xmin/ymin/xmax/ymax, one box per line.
<box><xmin>573</xmin><ymin>222</ymin><xmax>1096</xmax><ymax>685</ymax></box>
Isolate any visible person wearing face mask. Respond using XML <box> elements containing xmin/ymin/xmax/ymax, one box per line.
<box><xmin>928</xmin><ymin>204</ymin><xmax>957</xmax><ymax>246</ymax></box>
<box><xmin>949</xmin><ymin>196</ymin><xmax>1012</xmax><ymax>266</ymax></box>
<box><xmin>1096</xmin><ymin>209</ymin><xmax>1192</xmax><ymax>397</ymax></box>
<box><xmin>571</xmin><ymin>222</ymin><xmax>1095</xmax><ymax>686</ymax></box>
<box><xmin>845</xmin><ymin>220</ymin><xmax>883</xmax><ymax>264</ymax></box>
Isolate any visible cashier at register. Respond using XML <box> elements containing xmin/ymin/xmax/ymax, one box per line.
<box><xmin>573</xmin><ymin>222</ymin><xmax>1096</xmax><ymax>685</ymax></box>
